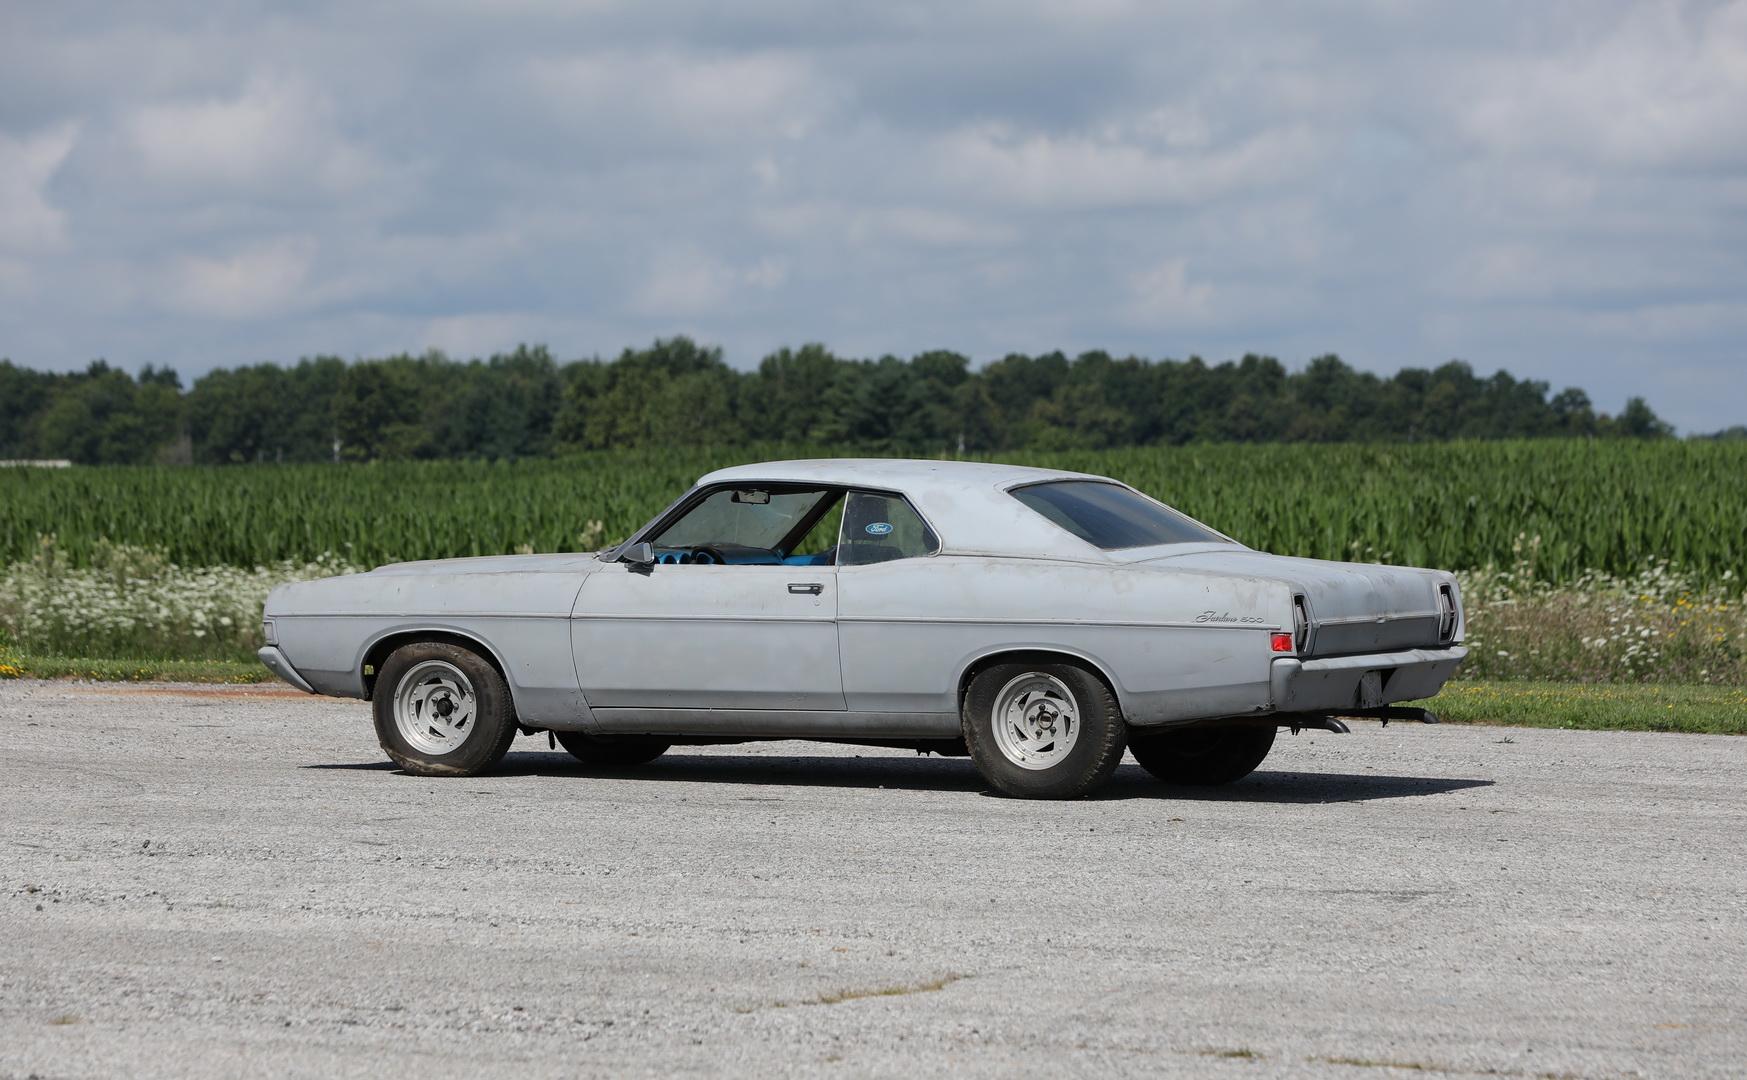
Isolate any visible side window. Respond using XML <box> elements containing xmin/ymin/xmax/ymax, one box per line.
<box><xmin>649</xmin><ymin>486</ymin><xmax>834</xmax><ymax>562</ymax></box>
<box><xmin>839</xmin><ymin>491</ymin><xmax>939</xmax><ymax>566</ymax></box>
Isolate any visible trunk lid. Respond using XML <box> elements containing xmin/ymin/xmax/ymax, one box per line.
<box><xmin>1140</xmin><ymin>549</ymin><xmax>1456</xmax><ymax>655</ymax></box>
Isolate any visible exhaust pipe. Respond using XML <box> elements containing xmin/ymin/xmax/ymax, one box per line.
<box><xmin>1342</xmin><ymin>706</ymin><xmax>1441</xmax><ymax>727</ymax></box>
<box><xmin>1275</xmin><ymin>707</ymin><xmax>1441</xmax><ymax>732</ymax></box>
<box><xmin>1276</xmin><ymin>714</ymin><xmax>1352</xmax><ymax>735</ymax></box>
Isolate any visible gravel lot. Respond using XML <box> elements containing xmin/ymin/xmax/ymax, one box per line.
<box><xmin>3</xmin><ymin>681</ymin><xmax>1744</xmax><ymax>1079</ymax></box>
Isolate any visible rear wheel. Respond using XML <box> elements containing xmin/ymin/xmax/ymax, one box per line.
<box><xmin>372</xmin><ymin>642</ymin><xmax>517</xmax><ymax>777</ymax></box>
<box><xmin>554</xmin><ymin>731</ymin><xmax>670</xmax><ymax>767</ymax></box>
<box><xmin>962</xmin><ymin>661</ymin><xmax>1127</xmax><ymax>799</ymax></box>
<box><xmin>1128</xmin><ymin>726</ymin><xmax>1276</xmax><ymax>786</ymax></box>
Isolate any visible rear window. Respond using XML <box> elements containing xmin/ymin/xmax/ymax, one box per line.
<box><xmin>1011</xmin><ymin>481</ymin><xmax>1227</xmax><ymax>550</ymax></box>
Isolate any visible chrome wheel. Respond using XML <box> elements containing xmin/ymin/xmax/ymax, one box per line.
<box><xmin>392</xmin><ymin>660</ymin><xmax>478</xmax><ymax>756</ymax></box>
<box><xmin>989</xmin><ymin>671</ymin><xmax>1081</xmax><ymax>770</ymax></box>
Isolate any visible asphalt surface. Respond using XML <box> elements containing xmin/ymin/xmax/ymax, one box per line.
<box><xmin>2</xmin><ymin>681</ymin><xmax>1744</xmax><ymax>1079</ymax></box>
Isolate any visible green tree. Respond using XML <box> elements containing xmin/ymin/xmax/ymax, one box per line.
<box><xmin>747</xmin><ymin>344</ymin><xmax>843</xmax><ymax>443</ymax></box>
<box><xmin>0</xmin><ymin>361</ymin><xmax>53</xmax><ymax>458</ymax></box>
<box><xmin>31</xmin><ymin>361</ymin><xmax>183</xmax><ymax>464</ymax></box>
<box><xmin>566</xmin><ymin>338</ymin><xmax>742</xmax><ymax>448</ymax></box>
<box><xmin>0</xmin><ymin>343</ymin><xmax>1690</xmax><ymax>462</ymax></box>
<box><xmin>1608</xmin><ymin>397</ymin><xmax>1673</xmax><ymax>439</ymax></box>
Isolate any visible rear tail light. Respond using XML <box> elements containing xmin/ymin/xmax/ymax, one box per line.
<box><xmin>1437</xmin><ymin>584</ymin><xmax>1458</xmax><ymax>641</ymax></box>
<box><xmin>1292</xmin><ymin>595</ymin><xmax>1310</xmax><ymax>652</ymax></box>
<box><xmin>1270</xmin><ymin>632</ymin><xmax>1294</xmax><ymax>653</ymax></box>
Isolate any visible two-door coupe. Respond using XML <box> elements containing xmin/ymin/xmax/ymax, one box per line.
<box><xmin>259</xmin><ymin>459</ymin><xmax>1467</xmax><ymax>798</ymax></box>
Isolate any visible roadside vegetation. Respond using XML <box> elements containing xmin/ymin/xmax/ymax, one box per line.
<box><xmin>0</xmin><ymin>536</ymin><xmax>356</xmax><ymax>662</ymax></box>
<box><xmin>1455</xmin><ymin>541</ymin><xmax>1744</xmax><ymax>686</ymax></box>
<box><xmin>1409</xmin><ymin>682</ymin><xmax>1747</xmax><ymax>735</ymax></box>
<box><xmin>3</xmin><ymin>441</ymin><xmax>1741</xmax><ymax>735</ymax></box>
<box><xmin>0</xmin><ymin>651</ymin><xmax>264</xmax><ymax>684</ymax></box>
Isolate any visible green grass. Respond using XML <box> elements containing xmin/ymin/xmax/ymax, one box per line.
<box><xmin>0</xmin><ymin>654</ymin><xmax>269</xmax><ymax>683</ymax></box>
<box><xmin>1418</xmin><ymin>680</ymin><xmax>1747</xmax><ymax>735</ymax></box>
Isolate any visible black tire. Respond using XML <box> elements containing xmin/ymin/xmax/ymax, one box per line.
<box><xmin>961</xmin><ymin>661</ymin><xmax>1127</xmax><ymax>799</ymax></box>
<box><xmin>1128</xmin><ymin>726</ymin><xmax>1276</xmax><ymax>786</ymax></box>
<box><xmin>372</xmin><ymin>641</ymin><xmax>518</xmax><ymax>777</ymax></box>
<box><xmin>554</xmin><ymin>731</ymin><xmax>671</xmax><ymax>767</ymax></box>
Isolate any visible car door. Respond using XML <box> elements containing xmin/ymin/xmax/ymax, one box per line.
<box><xmin>571</xmin><ymin>484</ymin><xmax>846</xmax><ymax>712</ymax></box>
<box><xmin>833</xmin><ymin>489</ymin><xmax>959</xmax><ymax>717</ymax></box>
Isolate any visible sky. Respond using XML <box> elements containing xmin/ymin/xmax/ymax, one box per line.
<box><xmin>2</xmin><ymin>1</ymin><xmax>1745</xmax><ymax>433</ymax></box>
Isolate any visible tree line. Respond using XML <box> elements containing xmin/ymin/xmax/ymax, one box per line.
<box><xmin>0</xmin><ymin>339</ymin><xmax>1677</xmax><ymax>465</ymax></box>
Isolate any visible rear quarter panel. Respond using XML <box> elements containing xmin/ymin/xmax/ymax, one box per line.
<box><xmin>836</xmin><ymin>556</ymin><xmax>1296</xmax><ymax>724</ymax></box>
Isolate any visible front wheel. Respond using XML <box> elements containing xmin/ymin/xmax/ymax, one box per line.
<box><xmin>962</xmin><ymin>661</ymin><xmax>1127</xmax><ymax>799</ymax></box>
<box><xmin>372</xmin><ymin>642</ymin><xmax>518</xmax><ymax>777</ymax></box>
<box><xmin>1128</xmin><ymin>726</ymin><xmax>1276</xmax><ymax>786</ymax></box>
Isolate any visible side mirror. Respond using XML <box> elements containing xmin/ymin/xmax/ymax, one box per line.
<box><xmin>621</xmin><ymin>541</ymin><xmax>655</xmax><ymax>571</ymax></box>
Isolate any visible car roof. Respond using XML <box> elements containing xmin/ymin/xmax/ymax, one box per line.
<box><xmin>695</xmin><ymin>458</ymin><xmax>1117</xmax><ymax>560</ymax></box>
<box><xmin>699</xmin><ymin>457</ymin><xmax>1100</xmax><ymax>491</ymax></box>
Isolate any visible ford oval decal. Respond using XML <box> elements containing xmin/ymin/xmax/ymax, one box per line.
<box><xmin>864</xmin><ymin>521</ymin><xmax>894</xmax><ymax>536</ymax></box>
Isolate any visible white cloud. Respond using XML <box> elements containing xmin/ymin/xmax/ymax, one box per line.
<box><xmin>419</xmin><ymin>312</ymin><xmax>537</xmax><ymax>358</ymax></box>
<box><xmin>0</xmin><ymin>124</ymin><xmax>78</xmax><ymax>251</ymax></box>
<box><xmin>874</xmin><ymin>207</ymin><xmax>1014</xmax><ymax>247</ymax></box>
<box><xmin>1127</xmin><ymin>258</ymin><xmax>1214</xmax><ymax>323</ymax></box>
<box><xmin>1131</xmin><ymin>104</ymin><xmax>1213</xmax><ymax>151</ymax></box>
<box><xmin>162</xmin><ymin>237</ymin><xmax>317</xmax><ymax>319</ymax></box>
<box><xmin>1440</xmin><ymin>240</ymin><xmax>1710</xmax><ymax>304</ymax></box>
<box><xmin>631</xmin><ymin>250</ymin><xmax>788</xmax><ymax>317</ymax></box>
<box><xmin>934</xmin><ymin>121</ymin><xmax>1316</xmax><ymax>207</ymax></box>
<box><xmin>525</xmin><ymin>50</ymin><xmax>830</xmax><ymax>144</ymax></box>
<box><xmin>753</xmin><ymin>202</ymin><xmax>1013</xmax><ymax>248</ymax></box>
<box><xmin>1451</xmin><ymin>1</ymin><xmax>1747</xmax><ymax>168</ymax></box>
<box><xmin>125</xmin><ymin>76</ymin><xmax>378</xmax><ymax>192</ymax></box>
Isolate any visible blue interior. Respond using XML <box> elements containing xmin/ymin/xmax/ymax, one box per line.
<box><xmin>651</xmin><ymin>546</ymin><xmax>835</xmax><ymax>566</ymax></box>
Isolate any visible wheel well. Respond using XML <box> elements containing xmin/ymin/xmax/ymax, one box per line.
<box><xmin>956</xmin><ymin>649</ymin><xmax>1123</xmax><ymax>715</ymax></box>
<box><xmin>361</xmin><ymin>630</ymin><xmax>511</xmax><ymax>701</ymax></box>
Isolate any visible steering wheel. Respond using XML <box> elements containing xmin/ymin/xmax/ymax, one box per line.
<box><xmin>690</xmin><ymin>546</ymin><xmax>728</xmax><ymax>565</ymax></box>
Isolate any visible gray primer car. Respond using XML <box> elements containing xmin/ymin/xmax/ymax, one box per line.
<box><xmin>259</xmin><ymin>458</ymin><xmax>1467</xmax><ymax>798</ymax></box>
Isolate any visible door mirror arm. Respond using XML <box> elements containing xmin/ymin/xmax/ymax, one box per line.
<box><xmin>625</xmin><ymin>538</ymin><xmax>656</xmax><ymax>573</ymax></box>
<box><xmin>621</xmin><ymin>541</ymin><xmax>656</xmax><ymax>575</ymax></box>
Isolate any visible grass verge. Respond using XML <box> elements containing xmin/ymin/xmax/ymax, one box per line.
<box><xmin>0</xmin><ymin>654</ymin><xmax>269</xmax><ymax>683</ymax></box>
<box><xmin>1417</xmin><ymin>680</ymin><xmax>1747</xmax><ymax>735</ymax></box>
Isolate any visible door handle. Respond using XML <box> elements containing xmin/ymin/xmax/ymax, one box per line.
<box><xmin>787</xmin><ymin>582</ymin><xmax>824</xmax><ymax>595</ymax></box>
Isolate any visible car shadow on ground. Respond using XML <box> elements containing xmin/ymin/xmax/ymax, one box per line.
<box><xmin>306</xmin><ymin>751</ymin><xmax>1493</xmax><ymax>803</ymax></box>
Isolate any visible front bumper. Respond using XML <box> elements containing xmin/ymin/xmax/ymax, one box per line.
<box><xmin>1269</xmin><ymin>645</ymin><xmax>1467</xmax><ymax>714</ymax></box>
<box><xmin>257</xmin><ymin>646</ymin><xmax>317</xmax><ymax>695</ymax></box>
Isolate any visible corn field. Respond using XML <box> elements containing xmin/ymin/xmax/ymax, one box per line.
<box><xmin>2</xmin><ymin>441</ymin><xmax>1744</xmax><ymax>583</ymax></box>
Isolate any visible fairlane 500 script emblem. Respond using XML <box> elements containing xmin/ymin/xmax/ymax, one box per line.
<box><xmin>1196</xmin><ymin>610</ymin><xmax>1266</xmax><ymax>625</ymax></box>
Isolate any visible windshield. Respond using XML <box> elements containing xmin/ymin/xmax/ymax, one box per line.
<box><xmin>1011</xmin><ymin>481</ymin><xmax>1228</xmax><ymax>550</ymax></box>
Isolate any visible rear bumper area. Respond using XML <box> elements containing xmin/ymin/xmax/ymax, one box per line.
<box><xmin>1269</xmin><ymin>646</ymin><xmax>1467</xmax><ymax>713</ymax></box>
<box><xmin>257</xmin><ymin>646</ymin><xmax>317</xmax><ymax>695</ymax></box>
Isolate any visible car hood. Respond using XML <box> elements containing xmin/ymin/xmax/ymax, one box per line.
<box><xmin>268</xmin><ymin>552</ymin><xmax>602</xmax><ymax>618</ymax></box>
<box><xmin>370</xmin><ymin>553</ymin><xmax>606</xmax><ymax>576</ymax></box>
